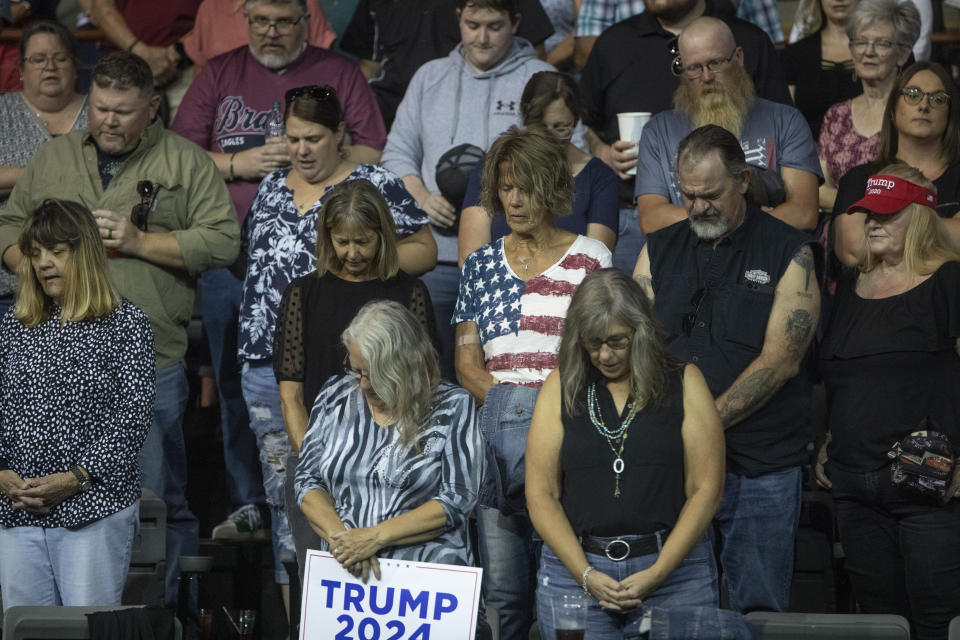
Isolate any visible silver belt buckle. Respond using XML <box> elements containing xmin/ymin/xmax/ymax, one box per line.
<box><xmin>604</xmin><ymin>538</ymin><xmax>630</xmax><ymax>561</ymax></box>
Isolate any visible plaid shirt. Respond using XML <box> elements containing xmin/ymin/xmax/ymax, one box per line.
<box><xmin>736</xmin><ymin>0</ymin><xmax>784</xmax><ymax>43</ymax></box>
<box><xmin>575</xmin><ymin>0</ymin><xmax>645</xmax><ymax>37</ymax></box>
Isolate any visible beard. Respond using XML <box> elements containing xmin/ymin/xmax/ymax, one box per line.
<box><xmin>249</xmin><ymin>40</ymin><xmax>306</xmax><ymax>70</ymax></box>
<box><xmin>688</xmin><ymin>204</ymin><xmax>731</xmax><ymax>240</ymax></box>
<box><xmin>673</xmin><ymin>64</ymin><xmax>755</xmax><ymax>138</ymax></box>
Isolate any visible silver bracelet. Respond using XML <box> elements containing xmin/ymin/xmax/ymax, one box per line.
<box><xmin>581</xmin><ymin>565</ymin><xmax>595</xmax><ymax>595</ymax></box>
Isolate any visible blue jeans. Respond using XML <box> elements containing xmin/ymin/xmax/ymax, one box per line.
<box><xmin>831</xmin><ymin>465</ymin><xmax>960</xmax><ymax>640</ymax></box>
<box><xmin>712</xmin><ymin>467</ymin><xmax>802</xmax><ymax>613</ymax></box>
<box><xmin>241</xmin><ymin>361</ymin><xmax>294</xmax><ymax>584</ymax></box>
<box><xmin>200</xmin><ymin>268</ymin><xmax>265</xmax><ymax>508</ymax></box>
<box><xmin>140</xmin><ymin>363</ymin><xmax>198</xmax><ymax>606</ymax></box>
<box><xmin>0</xmin><ymin>501</ymin><xmax>139</xmax><ymax>611</ymax></box>
<box><xmin>611</xmin><ymin>207</ymin><xmax>645</xmax><ymax>275</ymax></box>
<box><xmin>537</xmin><ymin>534</ymin><xmax>718</xmax><ymax>640</ymax></box>
<box><xmin>476</xmin><ymin>383</ymin><xmax>541</xmax><ymax>640</ymax></box>
<box><xmin>420</xmin><ymin>263</ymin><xmax>459</xmax><ymax>382</ymax></box>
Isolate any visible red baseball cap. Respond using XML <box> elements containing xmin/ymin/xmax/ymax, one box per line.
<box><xmin>846</xmin><ymin>174</ymin><xmax>937</xmax><ymax>215</ymax></box>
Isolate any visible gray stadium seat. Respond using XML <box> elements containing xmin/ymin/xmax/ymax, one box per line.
<box><xmin>746</xmin><ymin>611</ymin><xmax>911</xmax><ymax>639</ymax></box>
<box><xmin>1</xmin><ymin>605</ymin><xmax>181</xmax><ymax>639</ymax></box>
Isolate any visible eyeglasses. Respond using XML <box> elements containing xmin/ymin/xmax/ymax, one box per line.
<box><xmin>900</xmin><ymin>86</ymin><xmax>951</xmax><ymax>110</ymax></box>
<box><xmin>131</xmin><ymin>180</ymin><xmax>157</xmax><ymax>232</ymax></box>
<box><xmin>584</xmin><ymin>335</ymin><xmax>632</xmax><ymax>352</ymax></box>
<box><xmin>682</xmin><ymin>288</ymin><xmax>708</xmax><ymax>336</ymax></box>
<box><xmin>850</xmin><ymin>38</ymin><xmax>903</xmax><ymax>55</ymax></box>
<box><xmin>247</xmin><ymin>14</ymin><xmax>306</xmax><ymax>34</ymax></box>
<box><xmin>342</xmin><ymin>357</ymin><xmax>369</xmax><ymax>382</ymax></box>
<box><xmin>285</xmin><ymin>84</ymin><xmax>337</xmax><ymax>106</ymax></box>
<box><xmin>24</xmin><ymin>53</ymin><xmax>70</xmax><ymax>68</ymax></box>
<box><xmin>672</xmin><ymin>49</ymin><xmax>738</xmax><ymax>79</ymax></box>
<box><xmin>545</xmin><ymin>120</ymin><xmax>575</xmax><ymax>138</ymax></box>
<box><xmin>667</xmin><ymin>37</ymin><xmax>685</xmax><ymax>77</ymax></box>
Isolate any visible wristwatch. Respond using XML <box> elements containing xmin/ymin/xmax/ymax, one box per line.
<box><xmin>69</xmin><ymin>465</ymin><xmax>92</xmax><ymax>493</ymax></box>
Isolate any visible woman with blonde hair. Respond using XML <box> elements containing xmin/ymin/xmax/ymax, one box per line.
<box><xmin>294</xmin><ymin>300</ymin><xmax>483</xmax><ymax>582</ymax></box>
<box><xmin>0</xmin><ymin>199</ymin><xmax>154</xmax><ymax>610</ymax></box>
<box><xmin>275</xmin><ymin>179</ymin><xmax>436</xmax><ymax>577</ymax></box>
<box><xmin>454</xmin><ymin>126</ymin><xmax>611</xmax><ymax>639</ymax></box>
<box><xmin>819</xmin><ymin>163</ymin><xmax>960</xmax><ymax>640</ymax></box>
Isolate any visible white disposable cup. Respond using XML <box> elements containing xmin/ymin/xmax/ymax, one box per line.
<box><xmin>617</xmin><ymin>111</ymin><xmax>652</xmax><ymax>176</ymax></box>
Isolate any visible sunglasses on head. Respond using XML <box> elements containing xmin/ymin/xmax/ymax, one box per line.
<box><xmin>285</xmin><ymin>85</ymin><xmax>337</xmax><ymax>105</ymax></box>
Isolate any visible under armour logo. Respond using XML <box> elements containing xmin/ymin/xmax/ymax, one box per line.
<box><xmin>496</xmin><ymin>100</ymin><xmax>516</xmax><ymax>111</ymax></box>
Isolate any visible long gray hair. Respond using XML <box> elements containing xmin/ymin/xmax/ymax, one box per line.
<box><xmin>342</xmin><ymin>300</ymin><xmax>440</xmax><ymax>446</ymax></box>
<box><xmin>558</xmin><ymin>269</ymin><xmax>676</xmax><ymax>417</ymax></box>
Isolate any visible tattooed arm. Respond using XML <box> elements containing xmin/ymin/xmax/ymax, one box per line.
<box><xmin>715</xmin><ymin>244</ymin><xmax>820</xmax><ymax>429</ymax></box>
<box><xmin>632</xmin><ymin>245</ymin><xmax>655</xmax><ymax>301</ymax></box>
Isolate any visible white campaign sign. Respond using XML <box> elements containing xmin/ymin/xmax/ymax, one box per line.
<box><xmin>299</xmin><ymin>551</ymin><xmax>483</xmax><ymax>640</ymax></box>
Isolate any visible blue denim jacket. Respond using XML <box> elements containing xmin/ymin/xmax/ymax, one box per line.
<box><xmin>477</xmin><ymin>383</ymin><xmax>540</xmax><ymax>515</ymax></box>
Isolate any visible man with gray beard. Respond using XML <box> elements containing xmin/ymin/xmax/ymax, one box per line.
<box><xmin>635</xmin><ymin>17</ymin><xmax>821</xmax><ymax>237</ymax></box>
<box><xmin>634</xmin><ymin>124</ymin><xmax>820</xmax><ymax>613</ymax></box>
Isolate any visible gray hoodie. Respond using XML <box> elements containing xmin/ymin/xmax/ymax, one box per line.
<box><xmin>382</xmin><ymin>38</ymin><xmax>555</xmax><ymax>263</ymax></box>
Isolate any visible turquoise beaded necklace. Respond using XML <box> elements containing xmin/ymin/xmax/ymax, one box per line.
<box><xmin>587</xmin><ymin>382</ymin><xmax>640</xmax><ymax>498</ymax></box>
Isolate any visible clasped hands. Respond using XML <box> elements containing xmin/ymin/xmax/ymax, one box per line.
<box><xmin>585</xmin><ymin>567</ymin><xmax>660</xmax><ymax>612</ymax></box>
<box><xmin>0</xmin><ymin>469</ymin><xmax>77</xmax><ymax>515</ymax></box>
<box><xmin>329</xmin><ymin>526</ymin><xmax>383</xmax><ymax>584</ymax></box>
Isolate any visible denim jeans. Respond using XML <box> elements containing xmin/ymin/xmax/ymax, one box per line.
<box><xmin>831</xmin><ymin>465</ymin><xmax>960</xmax><ymax>640</ymax></box>
<box><xmin>420</xmin><ymin>262</ymin><xmax>459</xmax><ymax>382</ymax></box>
<box><xmin>711</xmin><ymin>466</ymin><xmax>801</xmax><ymax>614</ymax></box>
<box><xmin>241</xmin><ymin>361</ymin><xmax>294</xmax><ymax>584</ymax></box>
<box><xmin>200</xmin><ymin>268</ymin><xmax>265</xmax><ymax>508</ymax></box>
<box><xmin>476</xmin><ymin>383</ymin><xmax>541</xmax><ymax>640</ymax></box>
<box><xmin>537</xmin><ymin>535</ymin><xmax>718</xmax><ymax>640</ymax></box>
<box><xmin>611</xmin><ymin>207</ymin><xmax>646</xmax><ymax>276</ymax></box>
<box><xmin>0</xmin><ymin>501</ymin><xmax>139</xmax><ymax>611</ymax></box>
<box><xmin>140</xmin><ymin>363</ymin><xmax>198</xmax><ymax>606</ymax></box>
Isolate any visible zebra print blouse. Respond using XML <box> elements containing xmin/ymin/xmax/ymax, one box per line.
<box><xmin>295</xmin><ymin>375</ymin><xmax>483</xmax><ymax>567</ymax></box>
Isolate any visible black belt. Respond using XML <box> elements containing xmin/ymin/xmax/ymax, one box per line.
<box><xmin>580</xmin><ymin>532</ymin><xmax>665</xmax><ymax>561</ymax></box>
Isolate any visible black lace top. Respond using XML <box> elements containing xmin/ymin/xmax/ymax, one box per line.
<box><xmin>273</xmin><ymin>270</ymin><xmax>436</xmax><ymax>410</ymax></box>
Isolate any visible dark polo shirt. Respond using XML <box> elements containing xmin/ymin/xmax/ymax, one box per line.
<box><xmin>647</xmin><ymin>206</ymin><xmax>816</xmax><ymax>476</ymax></box>
<box><xmin>580</xmin><ymin>1</ymin><xmax>792</xmax><ymax>206</ymax></box>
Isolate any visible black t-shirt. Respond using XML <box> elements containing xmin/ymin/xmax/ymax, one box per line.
<box><xmin>647</xmin><ymin>207</ymin><xmax>817</xmax><ymax>476</ymax></box>
<box><xmin>833</xmin><ymin>161</ymin><xmax>960</xmax><ymax>220</ymax></box>
<box><xmin>779</xmin><ymin>32</ymin><xmax>860</xmax><ymax>139</ymax></box>
<box><xmin>273</xmin><ymin>270</ymin><xmax>437</xmax><ymax>410</ymax></box>
<box><xmin>561</xmin><ymin>369</ymin><xmax>686</xmax><ymax>536</ymax></box>
<box><xmin>820</xmin><ymin>263</ymin><xmax>960</xmax><ymax>472</ymax></box>
<box><xmin>579</xmin><ymin>0</ymin><xmax>792</xmax><ymax>206</ymax></box>
<box><xmin>340</xmin><ymin>0</ymin><xmax>554</xmax><ymax>128</ymax></box>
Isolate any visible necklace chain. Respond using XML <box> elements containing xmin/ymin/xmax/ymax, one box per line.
<box><xmin>586</xmin><ymin>382</ymin><xmax>639</xmax><ymax>498</ymax></box>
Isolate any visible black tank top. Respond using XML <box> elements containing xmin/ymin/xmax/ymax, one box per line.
<box><xmin>560</xmin><ymin>370</ymin><xmax>686</xmax><ymax>536</ymax></box>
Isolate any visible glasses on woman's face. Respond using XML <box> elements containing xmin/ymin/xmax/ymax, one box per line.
<box><xmin>343</xmin><ymin>357</ymin><xmax>370</xmax><ymax>382</ymax></box>
<box><xmin>583</xmin><ymin>335</ymin><xmax>632</xmax><ymax>352</ymax></box>
<box><xmin>849</xmin><ymin>38</ymin><xmax>901</xmax><ymax>56</ymax></box>
<box><xmin>900</xmin><ymin>86</ymin><xmax>951</xmax><ymax>110</ymax></box>
<box><xmin>247</xmin><ymin>14</ymin><xmax>306</xmax><ymax>35</ymax></box>
<box><xmin>24</xmin><ymin>52</ymin><xmax>70</xmax><ymax>68</ymax></box>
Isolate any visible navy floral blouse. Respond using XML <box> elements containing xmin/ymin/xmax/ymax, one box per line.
<box><xmin>0</xmin><ymin>300</ymin><xmax>155</xmax><ymax>528</ymax></box>
<box><xmin>238</xmin><ymin>164</ymin><xmax>428</xmax><ymax>362</ymax></box>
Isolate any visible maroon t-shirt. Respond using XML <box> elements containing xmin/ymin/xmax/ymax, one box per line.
<box><xmin>172</xmin><ymin>45</ymin><xmax>388</xmax><ymax>222</ymax></box>
<box><xmin>116</xmin><ymin>0</ymin><xmax>202</xmax><ymax>46</ymax></box>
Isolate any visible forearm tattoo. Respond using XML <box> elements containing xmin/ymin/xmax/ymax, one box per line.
<box><xmin>718</xmin><ymin>367</ymin><xmax>777</xmax><ymax>427</ymax></box>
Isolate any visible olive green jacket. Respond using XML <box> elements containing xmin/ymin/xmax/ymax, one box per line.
<box><xmin>0</xmin><ymin>120</ymin><xmax>240</xmax><ymax>368</ymax></box>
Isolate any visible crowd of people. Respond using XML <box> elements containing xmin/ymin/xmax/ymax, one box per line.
<box><xmin>0</xmin><ymin>0</ymin><xmax>958</xmax><ymax>639</ymax></box>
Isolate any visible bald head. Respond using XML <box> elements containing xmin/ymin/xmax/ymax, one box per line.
<box><xmin>678</xmin><ymin>17</ymin><xmax>737</xmax><ymax>62</ymax></box>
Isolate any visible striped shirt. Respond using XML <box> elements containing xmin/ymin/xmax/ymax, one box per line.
<box><xmin>295</xmin><ymin>377</ymin><xmax>483</xmax><ymax>567</ymax></box>
<box><xmin>453</xmin><ymin>235</ymin><xmax>612</xmax><ymax>387</ymax></box>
